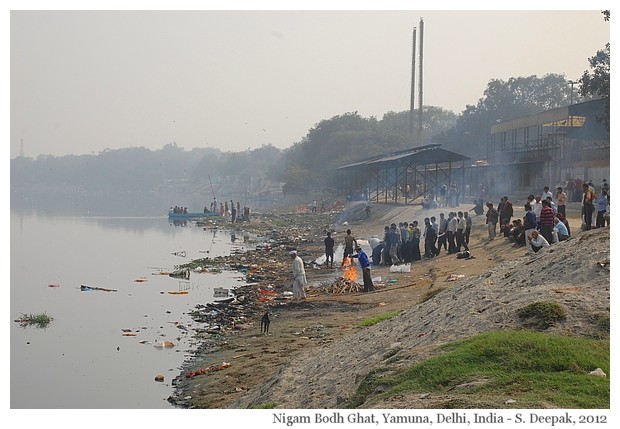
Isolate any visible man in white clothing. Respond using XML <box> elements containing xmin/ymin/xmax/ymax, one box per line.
<box><xmin>531</xmin><ymin>195</ymin><xmax>543</xmax><ymax>220</ymax></box>
<box><xmin>528</xmin><ymin>230</ymin><xmax>550</xmax><ymax>253</ymax></box>
<box><xmin>290</xmin><ymin>250</ymin><xmax>307</xmax><ymax>300</ymax></box>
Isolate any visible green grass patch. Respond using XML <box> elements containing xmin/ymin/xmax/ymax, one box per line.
<box><xmin>346</xmin><ymin>331</ymin><xmax>609</xmax><ymax>409</ymax></box>
<box><xmin>359</xmin><ymin>311</ymin><xmax>401</xmax><ymax>327</ymax></box>
<box><xmin>517</xmin><ymin>301</ymin><xmax>567</xmax><ymax>329</ymax></box>
<box><xmin>16</xmin><ymin>312</ymin><xmax>53</xmax><ymax>328</ymax></box>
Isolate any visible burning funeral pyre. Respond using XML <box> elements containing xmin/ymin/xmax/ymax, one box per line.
<box><xmin>318</xmin><ymin>257</ymin><xmax>364</xmax><ymax>294</ymax></box>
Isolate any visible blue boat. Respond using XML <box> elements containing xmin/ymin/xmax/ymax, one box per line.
<box><xmin>168</xmin><ymin>210</ymin><xmax>220</xmax><ymax>220</ymax></box>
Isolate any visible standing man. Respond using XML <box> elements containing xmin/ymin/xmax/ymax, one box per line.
<box><xmin>542</xmin><ymin>186</ymin><xmax>553</xmax><ymax>201</ymax></box>
<box><xmin>410</xmin><ymin>220</ymin><xmax>422</xmax><ymax>261</ymax></box>
<box><xmin>381</xmin><ymin>226</ymin><xmax>392</xmax><ymax>266</ymax></box>
<box><xmin>352</xmin><ymin>245</ymin><xmax>374</xmax><ymax>292</ymax></box>
<box><xmin>464</xmin><ymin>211</ymin><xmax>472</xmax><ymax>245</ymax></box>
<box><xmin>523</xmin><ymin>203</ymin><xmax>538</xmax><ymax>254</ymax></box>
<box><xmin>582</xmin><ymin>182</ymin><xmax>595</xmax><ymax>230</ymax></box>
<box><xmin>437</xmin><ymin>212</ymin><xmax>448</xmax><ymax>251</ymax></box>
<box><xmin>423</xmin><ymin>217</ymin><xmax>439</xmax><ymax>258</ymax></box>
<box><xmin>342</xmin><ymin>229</ymin><xmax>358</xmax><ymax>267</ymax></box>
<box><xmin>388</xmin><ymin>223</ymin><xmax>401</xmax><ymax>264</ymax></box>
<box><xmin>290</xmin><ymin>250</ymin><xmax>307</xmax><ymax>301</ymax></box>
<box><xmin>500</xmin><ymin>196</ymin><xmax>513</xmax><ymax>226</ymax></box>
<box><xmin>485</xmin><ymin>203</ymin><xmax>499</xmax><ymax>241</ymax></box>
<box><xmin>539</xmin><ymin>200</ymin><xmax>555</xmax><ymax>244</ymax></box>
<box><xmin>231</xmin><ymin>200</ymin><xmax>237</xmax><ymax>223</ymax></box>
<box><xmin>312</xmin><ymin>200</ymin><xmax>317</xmax><ymax>213</ymax></box>
<box><xmin>456</xmin><ymin>211</ymin><xmax>469</xmax><ymax>252</ymax></box>
<box><xmin>447</xmin><ymin>212</ymin><xmax>458</xmax><ymax>254</ymax></box>
<box><xmin>531</xmin><ymin>195</ymin><xmax>543</xmax><ymax>221</ymax></box>
<box><xmin>324</xmin><ymin>232</ymin><xmax>335</xmax><ymax>268</ymax></box>
<box><xmin>555</xmin><ymin>187</ymin><xmax>568</xmax><ymax>219</ymax></box>
<box><xmin>596</xmin><ymin>190</ymin><xmax>609</xmax><ymax>228</ymax></box>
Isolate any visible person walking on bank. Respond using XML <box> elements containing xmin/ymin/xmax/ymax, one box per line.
<box><xmin>290</xmin><ymin>250</ymin><xmax>307</xmax><ymax>301</ymax></box>
<box><xmin>352</xmin><ymin>245</ymin><xmax>374</xmax><ymax>292</ymax></box>
<box><xmin>324</xmin><ymin>232</ymin><xmax>335</xmax><ymax>268</ymax></box>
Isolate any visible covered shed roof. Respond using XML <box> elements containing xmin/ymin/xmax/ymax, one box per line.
<box><xmin>337</xmin><ymin>144</ymin><xmax>470</xmax><ymax>170</ymax></box>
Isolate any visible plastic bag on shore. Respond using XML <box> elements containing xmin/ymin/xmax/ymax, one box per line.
<box><xmin>390</xmin><ymin>264</ymin><xmax>410</xmax><ymax>273</ymax></box>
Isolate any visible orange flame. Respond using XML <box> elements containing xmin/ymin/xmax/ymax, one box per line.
<box><xmin>341</xmin><ymin>257</ymin><xmax>358</xmax><ymax>282</ymax></box>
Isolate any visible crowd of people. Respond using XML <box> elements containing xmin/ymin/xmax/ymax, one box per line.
<box><xmin>326</xmin><ymin>210</ymin><xmax>477</xmax><ymax>273</ymax></box>
<box><xmin>486</xmin><ymin>179</ymin><xmax>609</xmax><ymax>254</ymax></box>
<box><xmin>170</xmin><ymin>205</ymin><xmax>188</xmax><ymax>214</ymax></box>
<box><xmin>324</xmin><ymin>179</ymin><xmax>610</xmax><ymax>274</ymax></box>
<box><xmin>294</xmin><ymin>179</ymin><xmax>611</xmax><ymax>300</ymax></box>
<box><xmin>205</xmin><ymin>198</ymin><xmax>251</xmax><ymax>223</ymax></box>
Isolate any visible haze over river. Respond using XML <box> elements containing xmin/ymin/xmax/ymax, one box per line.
<box><xmin>10</xmin><ymin>212</ymin><xmax>251</xmax><ymax>409</ymax></box>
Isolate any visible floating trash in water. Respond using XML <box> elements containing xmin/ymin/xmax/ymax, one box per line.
<box><xmin>80</xmin><ymin>285</ymin><xmax>117</xmax><ymax>292</ymax></box>
<box><xmin>153</xmin><ymin>341</ymin><xmax>176</xmax><ymax>349</ymax></box>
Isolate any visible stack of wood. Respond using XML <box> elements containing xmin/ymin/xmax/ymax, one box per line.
<box><xmin>319</xmin><ymin>277</ymin><xmax>363</xmax><ymax>294</ymax></box>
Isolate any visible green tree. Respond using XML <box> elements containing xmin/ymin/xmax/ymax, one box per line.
<box><xmin>579</xmin><ymin>11</ymin><xmax>610</xmax><ymax>130</ymax></box>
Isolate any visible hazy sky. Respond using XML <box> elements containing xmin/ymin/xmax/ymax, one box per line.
<box><xmin>9</xmin><ymin>6</ymin><xmax>611</xmax><ymax>159</ymax></box>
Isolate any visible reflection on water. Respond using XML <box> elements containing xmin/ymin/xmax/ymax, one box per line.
<box><xmin>10</xmin><ymin>211</ymin><xmax>253</xmax><ymax>409</ymax></box>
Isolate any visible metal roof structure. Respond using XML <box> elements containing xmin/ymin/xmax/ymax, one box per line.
<box><xmin>337</xmin><ymin>144</ymin><xmax>470</xmax><ymax>171</ymax></box>
<box><xmin>337</xmin><ymin>144</ymin><xmax>471</xmax><ymax>205</ymax></box>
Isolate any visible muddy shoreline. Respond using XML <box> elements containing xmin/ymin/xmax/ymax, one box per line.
<box><xmin>166</xmin><ymin>208</ymin><xmax>349</xmax><ymax>407</ymax></box>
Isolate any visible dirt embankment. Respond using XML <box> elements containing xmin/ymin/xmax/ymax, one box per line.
<box><xmin>169</xmin><ymin>201</ymin><xmax>609</xmax><ymax>409</ymax></box>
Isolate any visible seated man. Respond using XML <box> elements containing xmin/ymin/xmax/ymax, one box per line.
<box><xmin>528</xmin><ymin>230</ymin><xmax>550</xmax><ymax>253</ymax></box>
<box><xmin>553</xmin><ymin>217</ymin><xmax>570</xmax><ymax>242</ymax></box>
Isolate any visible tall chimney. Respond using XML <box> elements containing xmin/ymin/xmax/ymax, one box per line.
<box><xmin>417</xmin><ymin>17</ymin><xmax>424</xmax><ymax>146</ymax></box>
<box><xmin>409</xmin><ymin>27</ymin><xmax>417</xmax><ymax>142</ymax></box>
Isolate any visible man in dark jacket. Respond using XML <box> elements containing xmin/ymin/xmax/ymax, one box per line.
<box><xmin>523</xmin><ymin>202</ymin><xmax>538</xmax><ymax>254</ymax></box>
<box><xmin>324</xmin><ymin>232</ymin><xmax>335</xmax><ymax>268</ymax></box>
<box><xmin>500</xmin><ymin>196</ymin><xmax>513</xmax><ymax>225</ymax></box>
<box><xmin>423</xmin><ymin>217</ymin><xmax>440</xmax><ymax>258</ymax></box>
<box><xmin>352</xmin><ymin>245</ymin><xmax>374</xmax><ymax>292</ymax></box>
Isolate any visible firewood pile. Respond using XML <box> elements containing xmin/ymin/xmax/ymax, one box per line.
<box><xmin>317</xmin><ymin>277</ymin><xmax>364</xmax><ymax>294</ymax></box>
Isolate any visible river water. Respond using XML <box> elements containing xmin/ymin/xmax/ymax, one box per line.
<box><xmin>10</xmin><ymin>212</ymin><xmax>252</xmax><ymax>409</ymax></box>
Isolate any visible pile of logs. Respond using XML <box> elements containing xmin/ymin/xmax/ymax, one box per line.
<box><xmin>319</xmin><ymin>277</ymin><xmax>363</xmax><ymax>294</ymax></box>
